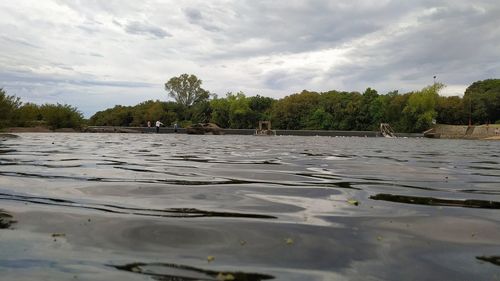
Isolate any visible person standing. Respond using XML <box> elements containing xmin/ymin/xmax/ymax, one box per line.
<box><xmin>147</xmin><ymin>121</ymin><xmax>151</xmax><ymax>128</ymax></box>
<box><xmin>155</xmin><ymin>120</ymin><xmax>163</xmax><ymax>133</ymax></box>
<box><xmin>174</xmin><ymin>122</ymin><xmax>178</xmax><ymax>133</ymax></box>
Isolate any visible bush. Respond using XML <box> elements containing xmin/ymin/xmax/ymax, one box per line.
<box><xmin>40</xmin><ymin>103</ymin><xmax>84</xmax><ymax>129</ymax></box>
<box><xmin>0</xmin><ymin>88</ymin><xmax>21</xmax><ymax>128</ymax></box>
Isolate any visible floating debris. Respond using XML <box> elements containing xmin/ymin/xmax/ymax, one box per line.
<box><xmin>0</xmin><ymin>210</ymin><xmax>16</xmax><ymax>229</ymax></box>
<box><xmin>217</xmin><ymin>272</ymin><xmax>236</xmax><ymax>281</ymax></box>
<box><xmin>347</xmin><ymin>199</ymin><xmax>359</xmax><ymax>206</ymax></box>
<box><xmin>285</xmin><ymin>238</ymin><xmax>294</xmax><ymax>245</ymax></box>
<box><xmin>51</xmin><ymin>233</ymin><xmax>66</xmax><ymax>238</ymax></box>
<box><xmin>207</xmin><ymin>256</ymin><xmax>215</xmax><ymax>263</ymax></box>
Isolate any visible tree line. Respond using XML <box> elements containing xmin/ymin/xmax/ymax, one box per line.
<box><xmin>0</xmin><ymin>88</ymin><xmax>84</xmax><ymax>129</ymax></box>
<box><xmin>90</xmin><ymin>75</ymin><xmax>500</xmax><ymax>133</ymax></box>
<box><xmin>2</xmin><ymin>76</ymin><xmax>500</xmax><ymax>132</ymax></box>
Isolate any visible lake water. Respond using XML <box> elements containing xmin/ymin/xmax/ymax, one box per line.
<box><xmin>0</xmin><ymin>133</ymin><xmax>499</xmax><ymax>280</ymax></box>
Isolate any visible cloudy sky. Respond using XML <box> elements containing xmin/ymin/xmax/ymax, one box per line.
<box><xmin>1</xmin><ymin>1</ymin><xmax>499</xmax><ymax>117</ymax></box>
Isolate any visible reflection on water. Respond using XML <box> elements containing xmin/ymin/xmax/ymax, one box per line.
<box><xmin>112</xmin><ymin>262</ymin><xmax>275</xmax><ymax>281</ymax></box>
<box><xmin>370</xmin><ymin>193</ymin><xmax>500</xmax><ymax>209</ymax></box>
<box><xmin>0</xmin><ymin>133</ymin><xmax>499</xmax><ymax>280</ymax></box>
<box><xmin>477</xmin><ymin>256</ymin><xmax>500</xmax><ymax>267</ymax></box>
<box><xmin>0</xmin><ymin>192</ymin><xmax>276</xmax><ymax>219</ymax></box>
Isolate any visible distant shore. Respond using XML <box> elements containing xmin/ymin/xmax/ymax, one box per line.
<box><xmin>5</xmin><ymin>127</ymin><xmax>78</xmax><ymax>133</ymax></box>
<box><xmin>3</xmin><ymin>124</ymin><xmax>500</xmax><ymax>140</ymax></box>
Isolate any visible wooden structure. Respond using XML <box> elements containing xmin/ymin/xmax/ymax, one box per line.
<box><xmin>255</xmin><ymin>121</ymin><xmax>276</xmax><ymax>136</ymax></box>
<box><xmin>380</xmin><ymin>123</ymin><xmax>396</xmax><ymax>138</ymax></box>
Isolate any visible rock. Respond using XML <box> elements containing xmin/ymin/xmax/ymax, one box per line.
<box><xmin>186</xmin><ymin>123</ymin><xmax>223</xmax><ymax>135</ymax></box>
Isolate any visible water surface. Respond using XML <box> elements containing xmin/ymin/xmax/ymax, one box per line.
<box><xmin>0</xmin><ymin>133</ymin><xmax>499</xmax><ymax>280</ymax></box>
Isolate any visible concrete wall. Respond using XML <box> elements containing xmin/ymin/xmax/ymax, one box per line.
<box><xmin>434</xmin><ymin>124</ymin><xmax>500</xmax><ymax>139</ymax></box>
<box><xmin>86</xmin><ymin>126</ymin><xmax>424</xmax><ymax>138</ymax></box>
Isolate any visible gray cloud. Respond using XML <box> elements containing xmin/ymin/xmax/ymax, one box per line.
<box><xmin>124</xmin><ymin>21</ymin><xmax>172</xmax><ymax>38</ymax></box>
<box><xmin>0</xmin><ymin>0</ymin><xmax>499</xmax><ymax>115</ymax></box>
<box><xmin>184</xmin><ymin>8</ymin><xmax>221</xmax><ymax>32</ymax></box>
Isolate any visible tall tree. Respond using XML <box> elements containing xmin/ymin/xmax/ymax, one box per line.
<box><xmin>164</xmin><ymin>74</ymin><xmax>210</xmax><ymax>107</ymax></box>
<box><xmin>463</xmin><ymin>79</ymin><xmax>500</xmax><ymax>124</ymax></box>
<box><xmin>402</xmin><ymin>83</ymin><xmax>443</xmax><ymax>132</ymax></box>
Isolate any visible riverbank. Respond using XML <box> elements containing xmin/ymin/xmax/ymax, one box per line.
<box><xmin>430</xmin><ymin>124</ymin><xmax>500</xmax><ymax>140</ymax></box>
<box><xmin>83</xmin><ymin>126</ymin><xmax>423</xmax><ymax>138</ymax></box>
<box><xmin>5</xmin><ymin>125</ymin><xmax>500</xmax><ymax>140</ymax></box>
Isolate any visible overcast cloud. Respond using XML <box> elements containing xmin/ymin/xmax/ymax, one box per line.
<box><xmin>1</xmin><ymin>0</ymin><xmax>499</xmax><ymax>117</ymax></box>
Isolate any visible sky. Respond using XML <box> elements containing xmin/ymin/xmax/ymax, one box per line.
<box><xmin>1</xmin><ymin>1</ymin><xmax>499</xmax><ymax>117</ymax></box>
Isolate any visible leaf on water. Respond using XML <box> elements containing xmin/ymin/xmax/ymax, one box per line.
<box><xmin>376</xmin><ymin>236</ymin><xmax>383</xmax><ymax>241</ymax></box>
<box><xmin>347</xmin><ymin>199</ymin><xmax>359</xmax><ymax>206</ymax></box>
<box><xmin>285</xmin><ymin>238</ymin><xmax>294</xmax><ymax>245</ymax></box>
<box><xmin>207</xmin><ymin>256</ymin><xmax>215</xmax><ymax>263</ymax></box>
<box><xmin>216</xmin><ymin>272</ymin><xmax>235</xmax><ymax>281</ymax></box>
<box><xmin>239</xmin><ymin>240</ymin><xmax>247</xmax><ymax>246</ymax></box>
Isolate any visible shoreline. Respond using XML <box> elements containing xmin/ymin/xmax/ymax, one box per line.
<box><xmin>4</xmin><ymin>125</ymin><xmax>500</xmax><ymax>140</ymax></box>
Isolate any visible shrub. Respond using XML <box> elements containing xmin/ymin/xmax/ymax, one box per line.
<box><xmin>40</xmin><ymin>103</ymin><xmax>84</xmax><ymax>129</ymax></box>
<box><xmin>0</xmin><ymin>88</ymin><xmax>21</xmax><ymax>128</ymax></box>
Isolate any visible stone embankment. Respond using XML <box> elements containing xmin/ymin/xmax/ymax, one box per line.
<box><xmin>84</xmin><ymin>126</ymin><xmax>422</xmax><ymax>138</ymax></box>
<box><xmin>430</xmin><ymin>124</ymin><xmax>500</xmax><ymax>140</ymax></box>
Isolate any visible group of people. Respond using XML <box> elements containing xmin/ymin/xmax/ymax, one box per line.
<box><xmin>147</xmin><ymin>120</ymin><xmax>178</xmax><ymax>133</ymax></box>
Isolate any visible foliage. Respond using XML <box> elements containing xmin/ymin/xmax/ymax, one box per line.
<box><xmin>210</xmin><ymin>96</ymin><xmax>231</xmax><ymax>128</ymax></box>
<box><xmin>16</xmin><ymin>102</ymin><xmax>43</xmax><ymax>127</ymax></box>
<box><xmin>0</xmin><ymin>88</ymin><xmax>21</xmax><ymax>128</ymax></box>
<box><xmin>39</xmin><ymin>103</ymin><xmax>84</xmax><ymax>129</ymax></box>
<box><xmin>164</xmin><ymin>74</ymin><xmax>210</xmax><ymax>107</ymax></box>
<box><xmin>402</xmin><ymin>83</ymin><xmax>443</xmax><ymax>132</ymax></box>
<box><xmin>463</xmin><ymin>79</ymin><xmax>500</xmax><ymax>124</ymax></box>
<box><xmin>1</xmin><ymin>89</ymin><xmax>84</xmax><ymax>129</ymax></box>
<box><xmin>209</xmin><ymin>92</ymin><xmax>274</xmax><ymax>129</ymax></box>
<box><xmin>5</xmin><ymin>76</ymin><xmax>500</xmax><ymax>133</ymax></box>
<box><xmin>271</xmin><ymin>90</ymin><xmax>321</xmax><ymax>130</ymax></box>
<box><xmin>436</xmin><ymin>96</ymin><xmax>467</xmax><ymax>125</ymax></box>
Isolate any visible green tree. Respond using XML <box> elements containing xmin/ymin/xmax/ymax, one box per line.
<box><xmin>248</xmin><ymin>95</ymin><xmax>275</xmax><ymax>121</ymax></box>
<box><xmin>40</xmin><ymin>103</ymin><xmax>84</xmax><ymax>129</ymax></box>
<box><xmin>89</xmin><ymin>105</ymin><xmax>132</xmax><ymax>126</ymax></box>
<box><xmin>210</xmin><ymin>97</ymin><xmax>231</xmax><ymax>128</ymax></box>
<box><xmin>305</xmin><ymin>108</ymin><xmax>333</xmax><ymax>130</ymax></box>
<box><xmin>190</xmin><ymin>100</ymin><xmax>212</xmax><ymax>123</ymax></box>
<box><xmin>463</xmin><ymin>79</ymin><xmax>500</xmax><ymax>124</ymax></box>
<box><xmin>0</xmin><ymin>88</ymin><xmax>21</xmax><ymax>128</ymax></box>
<box><xmin>436</xmin><ymin>96</ymin><xmax>467</xmax><ymax>125</ymax></box>
<box><xmin>402</xmin><ymin>83</ymin><xmax>443</xmax><ymax>132</ymax></box>
<box><xmin>227</xmin><ymin>92</ymin><xmax>253</xmax><ymax>129</ymax></box>
<box><xmin>16</xmin><ymin>102</ymin><xmax>42</xmax><ymax>127</ymax></box>
<box><xmin>271</xmin><ymin>90</ymin><xmax>320</xmax><ymax>129</ymax></box>
<box><xmin>164</xmin><ymin>74</ymin><xmax>210</xmax><ymax>107</ymax></box>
